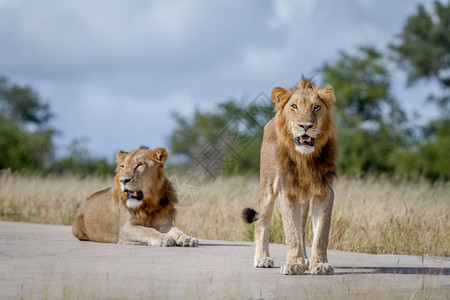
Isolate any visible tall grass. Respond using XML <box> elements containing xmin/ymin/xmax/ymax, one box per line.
<box><xmin>0</xmin><ymin>170</ymin><xmax>448</xmax><ymax>257</ymax></box>
<box><xmin>0</xmin><ymin>170</ymin><xmax>110</xmax><ymax>225</ymax></box>
<box><xmin>177</xmin><ymin>175</ymin><xmax>449</xmax><ymax>257</ymax></box>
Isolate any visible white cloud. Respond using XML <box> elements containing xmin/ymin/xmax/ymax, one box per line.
<box><xmin>58</xmin><ymin>83</ymin><xmax>197</xmax><ymax>157</ymax></box>
<box><xmin>268</xmin><ymin>0</ymin><xmax>315</xmax><ymax>29</ymax></box>
<box><xmin>214</xmin><ymin>43</ymin><xmax>292</xmax><ymax>83</ymax></box>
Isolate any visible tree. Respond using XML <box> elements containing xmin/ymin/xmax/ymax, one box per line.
<box><xmin>168</xmin><ymin>99</ymin><xmax>274</xmax><ymax>176</ymax></box>
<box><xmin>390</xmin><ymin>0</ymin><xmax>450</xmax><ymax>110</ymax></box>
<box><xmin>0</xmin><ymin>77</ymin><xmax>53</xmax><ymax>129</ymax></box>
<box><xmin>49</xmin><ymin>138</ymin><xmax>115</xmax><ymax>177</ymax></box>
<box><xmin>319</xmin><ymin>46</ymin><xmax>407</xmax><ymax>175</ymax></box>
<box><xmin>169</xmin><ymin>104</ymin><xmax>236</xmax><ymax>167</ymax></box>
<box><xmin>0</xmin><ymin>121</ymin><xmax>39</xmax><ymax>170</ymax></box>
<box><xmin>0</xmin><ymin>76</ymin><xmax>116</xmax><ymax>175</ymax></box>
<box><xmin>390</xmin><ymin>1</ymin><xmax>450</xmax><ymax>181</ymax></box>
<box><xmin>0</xmin><ymin>77</ymin><xmax>55</xmax><ymax>171</ymax></box>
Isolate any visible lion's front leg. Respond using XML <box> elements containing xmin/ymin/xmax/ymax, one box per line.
<box><xmin>310</xmin><ymin>189</ymin><xmax>334</xmax><ymax>275</ymax></box>
<box><xmin>119</xmin><ymin>224</ymin><xmax>176</xmax><ymax>247</ymax></box>
<box><xmin>279</xmin><ymin>193</ymin><xmax>308</xmax><ymax>275</ymax></box>
<box><xmin>301</xmin><ymin>200</ymin><xmax>310</xmax><ymax>269</ymax></box>
<box><xmin>164</xmin><ymin>226</ymin><xmax>198</xmax><ymax>247</ymax></box>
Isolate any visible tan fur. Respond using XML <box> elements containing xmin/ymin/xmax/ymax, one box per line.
<box><xmin>250</xmin><ymin>77</ymin><xmax>337</xmax><ymax>275</ymax></box>
<box><xmin>72</xmin><ymin>146</ymin><xmax>198</xmax><ymax>247</ymax></box>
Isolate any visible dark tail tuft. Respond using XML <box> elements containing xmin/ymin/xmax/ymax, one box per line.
<box><xmin>242</xmin><ymin>208</ymin><xmax>259</xmax><ymax>224</ymax></box>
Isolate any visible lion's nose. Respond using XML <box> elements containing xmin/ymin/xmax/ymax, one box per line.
<box><xmin>120</xmin><ymin>178</ymin><xmax>131</xmax><ymax>184</ymax></box>
<box><xmin>299</xmin><ymin>124</ymin><xmax>313</xmax><ymax>131</ymax></box>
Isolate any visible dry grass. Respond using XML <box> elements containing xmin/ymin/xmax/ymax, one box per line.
<box><xmin>0</xmin><ymin>170</ymin><xmax>448</xmax><ymax>257</ymax></box>
<box><xmin>177</xmin><ymin>175</ymin><xmax>450</xmax><ymax>257</ymax></box>
<box><xmin>326</xmin><ymin>176</ymin><xmax>449</xmax><ymax>256</ymax></box>
<box><xmin>0</xmin><ymin>170</ymin><xmax>110</xmax><ymax>225</ymax></box>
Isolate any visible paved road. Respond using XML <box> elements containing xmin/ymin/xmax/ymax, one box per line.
<box><xmin>0</xmin><ymin>221</ymin><xmax>449</xmax><ymax>299</ymax></box>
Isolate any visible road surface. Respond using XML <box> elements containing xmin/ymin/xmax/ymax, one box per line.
<box><xmin>0</xmin><ymin>221</ymin><xmax>448</xmax><ymax>299</ymax></box>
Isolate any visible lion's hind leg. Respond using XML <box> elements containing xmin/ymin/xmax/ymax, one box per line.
<box><xmin>72</xmin><ymin>213</ymin><xmax>88</xmax><ymax>241</ymax></box>
<box><xmin>252</xmin><ymin>187</ymin><xmax>277</xmax><ymax>268</ymax></box>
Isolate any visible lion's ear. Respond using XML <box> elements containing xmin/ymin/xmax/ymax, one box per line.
<box><xmin>316</xmin><ymin>85</ymin><xmax>336</xmax><ymax>105</ymax></box>
<box><xmin>116</xmin><ymin>151</ymin><xmax>128</xmax><ymax>164</ymax></box>
<box><xmin>151</xmin><ymin>147</ymin><xmax>168</xmax><ymax>164</ymax></box>
<box><xmin>271</xmin><ymin>87</ymin><xmax>292</xmax><ymax>111</ymax></box>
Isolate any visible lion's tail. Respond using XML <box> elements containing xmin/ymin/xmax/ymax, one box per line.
<box><xmin>242</xmin><ymin>207</ymin><xmax>259</xmax><ymax>224</ymax></box>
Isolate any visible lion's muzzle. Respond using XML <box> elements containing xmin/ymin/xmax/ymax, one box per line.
<box><xmin>295</xmin><ymin>135</ymin><xmax>315</xmax><ymax>147</ymax></box>
<box><xmin>126</xmin><ymin>190</ymin><xmax>143</xmax><ymax>201</ymax></box>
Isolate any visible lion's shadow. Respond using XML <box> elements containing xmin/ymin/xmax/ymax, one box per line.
<box><xmin>199</xmin><ymin>243</ymin><xmax>252</xmax><ymax>247</ymax></box>
<box><xmin>334</xmin><ymin>266</ymin><xmax>450</xmax><ymax>276</ymax></box>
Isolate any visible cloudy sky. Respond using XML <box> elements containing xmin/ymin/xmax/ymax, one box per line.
<box><xmin>0</xmin><ymin>0</ymin><xmax>437</xmax><ymax>159</ymax></box>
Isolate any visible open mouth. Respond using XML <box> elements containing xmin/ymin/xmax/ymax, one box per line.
<box><xmin>295</xmin><ymin>135</ymin><xmax>315</xmax><ymax>147</ymax></box>
<box><xmin>125</xmin><ymin>190</ymin><xmax>144</xmax><ymax>201</ymax></box>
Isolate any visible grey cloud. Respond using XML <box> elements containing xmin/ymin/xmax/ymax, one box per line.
<box><xmin>0</xmin><ymin>0</ymin><xmax>435</xmax><ymax>157</ymax></box>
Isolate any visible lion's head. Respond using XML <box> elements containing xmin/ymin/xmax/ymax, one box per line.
<box><xmin>114</xmin><ymin>146</ymin><xmax>168</xmax><ymax>210</ymax></box>
<box><xmin>271</xmin><ymin>77</ymin><xmax>336</xmax><ymax>156</ymax></box>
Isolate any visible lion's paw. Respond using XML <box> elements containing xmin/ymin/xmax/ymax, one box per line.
<box><xmin>254</xmin><ymin>257</ymin><xmax>274</xmax><ymax>268</ymax></box>
<box><xmin>171</xmin><ymin>233</ymin><xmax>184</xmax><ymax>245</ymax></box>
<box><xmin>171</xmin><ymin>232</ymin><xmax>198</xmax><ymax>247</ymax></box>
<box><xmin>310</xmin><ymin>262</ymin><xmax>334</xmax><ymax>275</ymax></box>
<box><xmin>280</xmin><ymin>263</ymin><xmax>306</xmax><ymax>275</ymax></box>
<box><xmin>159</xmin><ymin>235</ymin><xmax>176</xmax><ymax>247</ymax></box>
<box><xmin>182</xmin><ymin>236</ymin><xmax>198</xmax><ymax>247</ymax></box>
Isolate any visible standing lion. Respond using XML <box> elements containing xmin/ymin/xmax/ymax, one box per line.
<box><xmin>243</xmin><ymin>77</ymin><xmax>337</xmax><ymax>275</ymax></box>
<box><xmin>73</xmin><ymin>146</ymin><xmax>198</xmax><ymax>247</ymax></box>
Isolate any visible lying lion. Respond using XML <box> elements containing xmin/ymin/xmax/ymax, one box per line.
<box><xmin>73</xmin><ymin>146</ymin><xmax>198</xmax><ymax>247</ymax></box>
<box><xmin>243</xmin><ymin>77</ymin><xmax>337</xmax><ymax>275</ymax></box>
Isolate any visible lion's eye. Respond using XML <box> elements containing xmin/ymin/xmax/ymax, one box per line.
<box><xmin>313</xmin><ymin>105</ymin><xmax>321</xmax><ymax>112</ymax></box>
<box><xmin>120</xmin><ymin>165</ymin><xmax>124</xmax><ymax>169</ymax></box>
<box><xmin>291</xmin><ymin>104</ymin><xmax>298</xmax><ymax>110</ymax></box>
<box><xmin>136</xmin><ymin>163</ymin><xmax>145</xmax><ymax>170</ymax></box>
